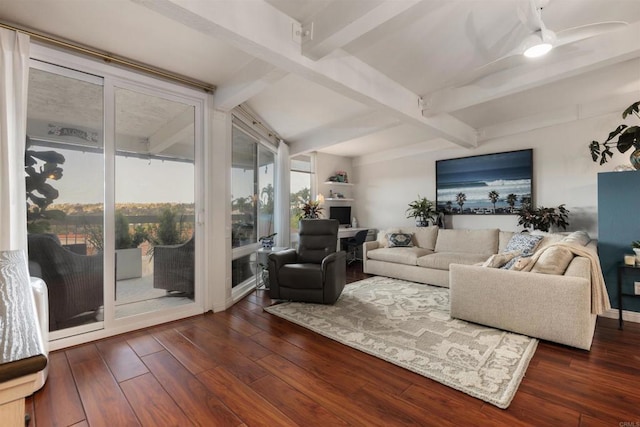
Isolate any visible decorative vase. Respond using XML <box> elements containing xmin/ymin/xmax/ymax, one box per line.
<box><xmin>630</xmin><ymin>148</ymin><xmax>640</xmax><ymax>170</ymax></box>
<box><xmin>634</xmin><ymin>248</ymin><xmax>640</xmax><ymax>265</ymax></box>
<box><xmin>415</xmin><ymin>219</ymin><xmax>428</xmax><ymax>227</ymax></box>
<box><xmin>261</xmin><ymin>238</ymin><xmax>274</xmax><ymax>249</ymax></box>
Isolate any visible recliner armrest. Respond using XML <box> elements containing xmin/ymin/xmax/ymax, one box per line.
<box><xmin>321</xmin><ymin>251</ymin><xmax>345</xmax><ymax>270</ymax></box>
<box><xmin>268</xmin><ymin>249</ymin><xmax>298</xmax><ymax>269</ymax></box>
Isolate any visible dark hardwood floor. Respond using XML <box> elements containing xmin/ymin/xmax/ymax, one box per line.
<box><xmin>26</xmin><ymin>263</ymin><xmax>640</xmax><ymax>426</ymax></box>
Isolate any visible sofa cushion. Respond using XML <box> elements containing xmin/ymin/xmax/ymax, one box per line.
<box><xmin>498</xmin><ymin>231</ymin><xmax>514</xmax><ymax>253</ymax></box>
<box><xmin>405</xmin><ymin>226</ymin><xmax>438</xmax><ymax>249</ymax></box>
<box><xmin>388</xmin><ymin>233</ymin><xmax>414</xmax><ymax>247</ymax></box>
<box><xmin>367</xmin><ymin>247</ymin><xmax>433</xmax><ymax>266</ymax></box>
<box><xmin>434</xmin><ymin>229</ymin><xmax>499</xmax><ymax>255</ymax></box>
<box><xmin>562</xmin><ymin>230</ymin><xmax>591</xmax><ymax>246</ymax></box>
<box><xmin>417</xmin><ymin>252</ymin><xmax>490</xmax><ymax>270</ymax></box>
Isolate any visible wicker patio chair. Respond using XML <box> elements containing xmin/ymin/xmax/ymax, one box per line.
<box><xmin>153</xmin><ymin>236</ymin><xmax>195</xmax><ymax>296</ymax></box>
<box><xmin>27</xmin><ymin>233</ymin><xmax>104</xmax><ymax>331</ymax></box>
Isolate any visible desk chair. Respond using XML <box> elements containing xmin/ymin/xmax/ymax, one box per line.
<box><xmin>344</xmin><ymin>229</ymin><xmax>369</xmax><ymax>264</ymax></box>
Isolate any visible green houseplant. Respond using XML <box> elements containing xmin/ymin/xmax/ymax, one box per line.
<box><xmin>589</xmin><ymin>101</ymin><xmax>640</xmax><ymax>168</ymax></box>
<box><xmin>406</xmin><ymin>195</ymin><xmax>436</xmax><ymax>227</ymax></box>
<box><xmin>632</xmin><ymin>240</ymin><xmax>640</xmax><ymax>263</ymax></box>
<box><xmin>300</xmin><ymin>200</ymin><xmax>323</xmax><ymax>219</ymax></box>
<box><xmin>517</xmin><ymin>204</ymin><xmax>570</xmax><ymax>232</ymax></box>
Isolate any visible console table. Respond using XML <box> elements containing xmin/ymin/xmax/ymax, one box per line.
<box><xmin>617</xmin><ymin>263</ymin><xmax>640</xmax><ymax>330</ymax></box>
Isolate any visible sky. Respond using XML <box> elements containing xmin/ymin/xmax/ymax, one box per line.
<box><xmin>48</xmin><ymin>147</ymin><xmax>195</xmax><ymax>204</ymax></box>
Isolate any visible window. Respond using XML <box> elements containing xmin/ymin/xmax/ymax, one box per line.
<box><xmin>231</xmin><ymin>121</ymin><xmax>277</xmax><ymax>288</ymax></box>
<box><xmin>290</xmin><ymin>154</ymin><xmax>314</xmax><ymax>234</ymax></box>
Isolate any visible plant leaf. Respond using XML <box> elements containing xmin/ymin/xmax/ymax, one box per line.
<box><xmin>622</xmin><ymin>101</ymin><xmax>640</xmax><ymax>119</ymax></box>
<box><xmin>605</xmin><ymin>124</ymin><xmax>627</xmax><ymax>142</ymax></box>
<box><xmin>589</xmin><ymin>141</ymin><xmax>600</xmax><ymax>161</ymax></box>
<box><xmin>617</xmin><ymin>130</ymin><xmax>636</xmax><ymax>153</ymax></box>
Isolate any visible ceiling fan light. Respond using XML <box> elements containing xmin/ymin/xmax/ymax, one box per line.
<box><xmin>521</xmin><ymin>29</ymin><xmax>556</xmax><ymax>58</ymax></box>
<box><xmin>523</xmin><ymin>42</ymin><xmax>553</xmax><ymax>58</ymax></box>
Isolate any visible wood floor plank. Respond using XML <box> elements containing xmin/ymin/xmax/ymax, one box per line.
<box><xmin>257</xmin><ymin>353</ymin><xmax>410</xmax><ymax>426</ymax></box>
<box><xmin>207</xmin><ymin>310</ymin><xmax>264</xmax><ymax>337</ymax></box>
<box><xmin>251</xmin><ymin>329</ymin><xmax>406</xmax><ymax>396</ymax></box>
<box><xmin>126</xmin><ymin>331</ymin><xmax>165</xmax><ymax>357</ymax></box>
<box><xmin>151</xmin><ymin>328</ymin><xmax>218</xmax><ymax>375</ymax></box>
<box><xmin>120</xmin><ymin>373</ymin><xmax>193</xmax><ymax>426</ymax></box>
<box><xmin>142</xmin><ymin>350</ymin><xmax>244</xmax><ymax>426</ymax></box>
<box><xmin>66</xmin><ymin>346</ymin><xmax>139</xmax><ymax>427</ymax></box>
<box><xmin>191</xmin><ymin>316</ymin><xmax>272</xmax><ymax>361</ymax></box>
<box><xmin>95</xmin><ymin>337</ymin><xmax>149</xmax><ymax>382</ymax></box>
<box><xmin>250</xmin><ymin>374</ymin><xmax>349</xmax><ymax>426</ymax></box>
<box><xmin>33</xmin><ymin>351</ymin><xmax>86</xmax><ymax>427</ymax></box>
<box><xmin>198</xmin><ymin>366</ymin><xmax>299</xmax><ymax>427</ymax></box>
<box><xmin>178</xmin><ymin>325</ymin><xmax>269</xmax><ymax>384</ymax></box>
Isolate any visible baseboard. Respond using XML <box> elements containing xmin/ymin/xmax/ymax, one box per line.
<box><xmin>600</xmin><ymin>308</ymin><xmax>640</xmax><ymax>324</ymax></box>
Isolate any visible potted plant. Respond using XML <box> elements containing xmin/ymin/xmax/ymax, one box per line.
<box><xmin>259</xmin><ymin>232</ymin><xmax>277</xmax><ymax>249</ymax></box>
<box><xmin>517</xmin><ymin>204</ymin><xmax>570</xmax><ymax>232</ymax></box>
<box><xmin>589</xmin><ymin>100</ymin><xmax>640</xmax><ymax>168</ymax></box>
<box><xmin>115</xmin><ymin>211</ymin><xmax>148</xmax><ymax>280</ymax></box>
<box><xmin>406</xmin><ymin>195</ymin><xmax>436</xmax><ymax>227</ymax></box>
<box><xmin>300</xmin><ymin>200</ymin><xmax>323</xmax><ymax>219</ymax></box>
<box><xmin>632</xmin><ymin>241</ymin><xmax>640</xmax><ymax>263</ymax></box>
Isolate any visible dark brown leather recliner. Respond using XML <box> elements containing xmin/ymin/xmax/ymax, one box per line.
<box><xmin>268</xmin><ymin>219</ymin><xmax>346</xmax><ymax>304</ymax></box>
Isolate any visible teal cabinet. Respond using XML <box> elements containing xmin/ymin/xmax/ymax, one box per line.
<box><xmin>598</xmin><ymin>170</ymin><xmax>640</xmax><ymax>312</ymax></box>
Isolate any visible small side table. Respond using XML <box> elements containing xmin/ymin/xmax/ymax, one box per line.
<box><xmin>617</xmin><ymin>263</ymin><xmax>640</xmax><ymax>329</ymax></box>
<box><xmin>255</xmin><ymin>247</ymin><xmax>288</xmax><ymax>290</ymax></box>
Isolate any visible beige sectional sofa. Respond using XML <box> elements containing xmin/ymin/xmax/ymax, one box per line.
<box><xmin>363</xmin><ymin>226</ymin><xmax>600</xmax><ymax>350</ymax></box>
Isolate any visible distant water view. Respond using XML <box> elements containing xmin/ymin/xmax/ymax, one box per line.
<box><xmin>436</xmin><ymin>150</ymin><xmax>533</xmax><ymax>214</ymax></box>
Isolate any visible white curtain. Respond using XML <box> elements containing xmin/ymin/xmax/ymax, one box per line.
<box><xmin>0</xmin><ymin>28</ymin><xmax>30</xmax><ymax>251</ymax></box>
<box><xmin>275</xmin><ymin>140</ymin><xmax>290</xmax><ymax>247</ymax></box>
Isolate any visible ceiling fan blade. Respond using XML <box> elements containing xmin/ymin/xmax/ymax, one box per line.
<box><xmin>452</xmin><ymin>51</ymin><xmax>526</xmax><ymax>87</ymax></box>
<box><xmin>555</xmin><ymin>21</ymin><xmax>628</xmax><ymax>47</ymax></box>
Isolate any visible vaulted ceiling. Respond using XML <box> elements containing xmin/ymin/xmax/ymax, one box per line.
<box><xmin>2</xmin><ymin>0</ymin><xmax>639</xmax><ymax>161</ymax></box>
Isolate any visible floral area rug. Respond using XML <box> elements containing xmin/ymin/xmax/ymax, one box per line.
<box><xmin>264</xmin><ymin>276</ymin><xmax>537</xmax><ymax>408</ymax></box>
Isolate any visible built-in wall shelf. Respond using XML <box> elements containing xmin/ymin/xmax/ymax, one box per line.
<box><xmin>325</xmin><ymin>198</ymin><xmax>354</xmax><ymax>201</ymax></box>
<box><xmin>323</xmin><ymin>181</ymin><xmax>353</xmax><ymax>186</ymax></box>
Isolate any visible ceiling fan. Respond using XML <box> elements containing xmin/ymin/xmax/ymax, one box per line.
<box><xmin>456</xmin><ymin>0</ymin><xmax>628</xmax><ymax>86</ymax></box>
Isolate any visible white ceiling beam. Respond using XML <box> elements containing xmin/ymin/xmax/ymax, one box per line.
<box><xmin>288</xmin><ymin>111</ymin><xmax>402</xmax><ymax>155</ymax></box>
<box><xmin>478</xmin><ymin>91</ymin><xmax>640</xmax><ymax>142</ymax></box>
<box><xmin>301</xmin><ymin>0</ymin><xmax>421</xmax><ymax>60</ymax></box>
<box><xmin>133</xmin><ymin>0</ymin><xmax>477</xmax><ymax>149</ymax></box>
<box><xmin>148</xmin><ymin>108</ymin><xmax>194</xmax><ymax>154</ymax></box>
<box><xmin>424</xmin><ymin>21</ymin><xmax>640</xmax><ymax>115</ymax></box>
<box><xmin>213</xmin><ymin>59</ymin><xmax>288</xmax><ymax>111</ymax></box>
<box><xmin>354</xmin><ymin>138</ymin><xmax>455</xmax><ymax>167</ymax></box>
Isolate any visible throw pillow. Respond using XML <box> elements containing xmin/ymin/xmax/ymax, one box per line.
<box><xmin>503</xmin><ymin>233</ymin><xmax>543</xmax><ymax>256</ymax></box>
<box><xmin>387</xmin><ymin>233</ymin><xmax>414</xmax><ymax>248</ymax></box>
<box><xmin>530</xmin><ymin>246</ymin><xmax>575</xmax><ymax>275</ymax></box>
<box><xmin>377</xmin><ymin>228</ymin><xmax>400</xmax><ymax>248</ymax></box>
<box><xmin>481</xmin><ymin>251</ymin><xmax>521</xmax><ymax>268</ymax></box>
<box><xmin>561</xmin><ymin>231</ymin><xmax>590</xmax><ymax>246</ymax></box>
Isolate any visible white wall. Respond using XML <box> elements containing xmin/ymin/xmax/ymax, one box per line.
<box><xmin>353</xmin><ymin>112</ymin><xmax>632</xmax><ymax>238</ymax></box>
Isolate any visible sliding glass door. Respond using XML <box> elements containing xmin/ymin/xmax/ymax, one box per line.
<box><xmin>26</xmin><ymin>57</ymin><xmax>204</xmax><ymax>342</ymax></box>
<box><xmin>26</xmin><ymin>64</ymin><xmax>105</xmax><ymax>335</ymax></box>
<box><xmin>114</xmin><ymin>87</ymin><xmax>195</xmax><ymax>318</ymax></box>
